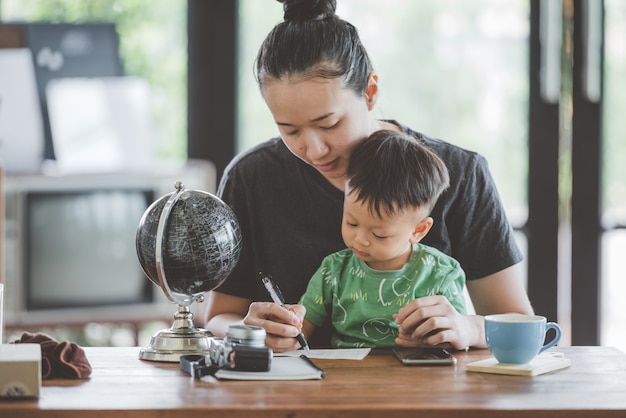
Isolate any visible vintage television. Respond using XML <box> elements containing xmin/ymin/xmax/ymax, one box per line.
<box><xmin>2</xmin><ymin>161</ymin><xmax>215</xmax><ymax>329</ymax></box>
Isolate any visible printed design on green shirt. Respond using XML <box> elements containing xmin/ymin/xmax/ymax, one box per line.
<box><xmin>334</xmin><ymin>293</ymin><xmax>348</xmax><ymax>325</ymax></box>
<box><xmin>312</xmin><ymin>265</ymin><xmax>338</xmax><ymax>306</ymax></box>
<box><xmin>348</xmin><ymin>264</ymin><xmax>366</xmax><ymax>278</ymax></box>
<box><xmin>423</xmin><ymin>254</ymin><xmax>463</xmax><ymax>301</ymax></box>
<box><xmin>316</xmin><ymin>263</ymin><xmax>348</xmax><ymax>325</ymax></box>
<box><xmin>362</xmin><ymin>318</ymin><xmax>399</xmax><ymax>343</ymax></box>
<box><xmin>319</xmin><ymin>265</ymin><xmax>339</xmax><ymax>286</ymax></box>
<box><xmin>378</xmin><ymin>275</ymin><xmax>413</xmax><ymax>307</ymax></box>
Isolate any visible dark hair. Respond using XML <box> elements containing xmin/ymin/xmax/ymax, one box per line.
<box><xmin>255</xmin><ymin>0</ymin><xmax>373</xmax><ymax>96</ymax></box>
<box><xmin>346</xmin><ymin>130</ymin><xmax>450</xmax><ymax>218</ymax></box>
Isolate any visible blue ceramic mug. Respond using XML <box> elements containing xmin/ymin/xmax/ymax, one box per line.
<box><xmin>484</xmin><ymin>313</ymin><xmax>561</xmax><ymax>364</ymax></box>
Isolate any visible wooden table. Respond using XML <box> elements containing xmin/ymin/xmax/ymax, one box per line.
<box><xmin>1</xmin><ymin>346</ymin><xmax>625</xmax><ymax>417</ymax></box>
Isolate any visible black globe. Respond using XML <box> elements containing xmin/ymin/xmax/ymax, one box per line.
<box><xmin>135</xmin><ymin>188</ymin><xmax>242</xmax><ymax>296</ymax></box>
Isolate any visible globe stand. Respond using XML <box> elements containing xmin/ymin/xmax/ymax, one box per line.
<box><xmin>137</xmin><ymin>181</ymin><xmax>234</xmax><ymax>363</ymax></box>
<box><xmin>139</xmin><ymin>303</ymin><xmax>215</xmax><ymax>362</ymax></box>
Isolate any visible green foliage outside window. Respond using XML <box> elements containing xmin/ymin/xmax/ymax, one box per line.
<box><xmin>0</xmin><ymin>0</ymin><xmax>188</xmax><ymax>159</ymax></box>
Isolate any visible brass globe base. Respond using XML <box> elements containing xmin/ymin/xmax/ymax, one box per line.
<box><xmin>138</xmin><ymin>305</ymin><xmax>215</xmax><ymax>362</ymax></box>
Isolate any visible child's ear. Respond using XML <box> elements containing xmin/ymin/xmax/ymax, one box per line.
<box><xmin>410</xmin><ymin>217</ymin><xmax>434</xmax><ymax>244</ymax></box>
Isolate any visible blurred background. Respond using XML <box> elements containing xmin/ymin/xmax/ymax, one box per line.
<box><xmin>0</xmin><ymin>0</ymin><xmax>624</xmax><ymax>351</ymax></box>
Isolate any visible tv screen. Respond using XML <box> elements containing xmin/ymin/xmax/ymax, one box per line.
<box><xmin>25</xmin><ymin>189</ymin><xmax>154</xmax><ymax>310</ymax></box>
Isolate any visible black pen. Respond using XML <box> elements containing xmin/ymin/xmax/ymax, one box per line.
<box><xmin>260</xmin><ymin>273</ymin><xmax>310</xmax><ymax>351</ymax></box>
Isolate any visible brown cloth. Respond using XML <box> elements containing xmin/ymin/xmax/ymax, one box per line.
<box><xmin>11</xmin><ymin>331</ymin><xmax>92</xmax><ymax>379</ymax></box>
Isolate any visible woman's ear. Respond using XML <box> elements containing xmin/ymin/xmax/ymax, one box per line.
<box><xmin>365</xmin><ymin>73</ymin><xmax>379</xmax><ymax>110</ymax></box>
<box><xmin>410</xmin><ymin>217</ymin><xmax>434</xmax><ymax>244</ymax></box>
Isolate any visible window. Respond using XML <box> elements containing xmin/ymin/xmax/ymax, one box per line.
<box><xmin>0</xmin><ymin>0</ymin><xmax>188</xmax><ymax>159</ymax></box>
<box><xmin>601</xmin><ymin>0</ymin><xmax>626</xmax><ymax>349</ymax></box>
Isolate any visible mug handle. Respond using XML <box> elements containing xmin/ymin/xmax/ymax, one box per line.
<box><xmin>538</xmin><ymin>322</ymin><xmax>562</xmax><ymax>354</ymax></box>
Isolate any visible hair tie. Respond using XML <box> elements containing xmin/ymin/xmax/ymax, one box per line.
<box><xmin>281</xmin><ymin>0</ymin><xmax>336</xmax><ymax>22</ymax></box>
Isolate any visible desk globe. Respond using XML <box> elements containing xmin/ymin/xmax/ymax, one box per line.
<box><xmin>135</xmin><ymin>181</ymin><xmax>242</xmax><ymax>362</ymax></box>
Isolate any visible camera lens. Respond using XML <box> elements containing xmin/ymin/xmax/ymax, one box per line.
<box><xmin>225</xmin><ymin>325</ymin><xmax>266</xmax><ymax>347</ymax></box>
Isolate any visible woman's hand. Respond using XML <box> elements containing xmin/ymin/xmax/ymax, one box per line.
<box><xmin>243</xmin><ymin>301</ymin><xmax>306</xmax><ymax>352</ymax></box>
<box><xmin>392</xmin><ymin>295</ymin><xmax>484</xmax><ymax>350</ymax></box>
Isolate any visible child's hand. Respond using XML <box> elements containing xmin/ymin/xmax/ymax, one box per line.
<box><xmin>392</xmin><ymin>296</ymin><xmax>475</xmax><ymax>350</ymax></box>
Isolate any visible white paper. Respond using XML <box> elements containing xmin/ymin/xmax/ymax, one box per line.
<box><xmin>277</xmin><ymin>348</ymin><xmax>371</xmax><ymax>360</ymax></box>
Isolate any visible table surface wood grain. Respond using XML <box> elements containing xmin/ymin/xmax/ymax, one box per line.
<box><xmin>1</xmin><ymin>345</ymin><xmax>625</xmax><ymax>418</ymax></box>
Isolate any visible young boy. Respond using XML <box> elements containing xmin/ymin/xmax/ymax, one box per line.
<box><xmin>298</xmin><ymin>130</ymin><xmax>467</xmax><ymax>348</ymax></box>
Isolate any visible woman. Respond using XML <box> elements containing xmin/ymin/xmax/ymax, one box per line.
<box><xmin>205</xmin><ymin>0</ymin><xmax>533</xmax><ymax>352</ymax></box>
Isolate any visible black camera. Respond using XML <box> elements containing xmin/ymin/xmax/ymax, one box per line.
<box><xmin>180</xmin><ymin>325</ymin><xmax>272</xmax><ymax>378</ymax></box>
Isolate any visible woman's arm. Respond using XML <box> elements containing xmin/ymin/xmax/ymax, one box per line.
<box><xmin>205</xmin><ymin>290</ymin><xmax>306</xmax><ymax>352</ymax></box>
<box><xmin>204</xmin><ymin>291</ymin><xmax>251</xmax><ymax>337</ymax></box>
<box><xmin>466</xmin><ymin>263</ymin><xmax>534</xmax><ymax>317</ymax></box>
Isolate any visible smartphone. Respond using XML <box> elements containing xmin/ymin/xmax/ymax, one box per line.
<box><xmin>392</xmin><ymin>347</ymin><xmax>457</xmax><ymax>366</ymax></box>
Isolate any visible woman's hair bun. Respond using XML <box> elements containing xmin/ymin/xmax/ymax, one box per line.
<box><xmin>279</xmin><ymin>0</ymin><xmax>337</xmax><ymax>22</ymax></box>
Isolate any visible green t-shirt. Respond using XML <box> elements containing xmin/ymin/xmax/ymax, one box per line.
<box><xmin>299</xmin><ymin>243</ymin><xmax>467</xmax><ymax>348</ymax></box>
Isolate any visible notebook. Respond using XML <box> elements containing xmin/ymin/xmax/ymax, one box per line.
<box><xmin>213</xmin><ymin>355</ymin><xmax>325</xmax><ymax>381</ymax></box>
<box><xmin>466</xmin><ymin>352</ymin><xmax>571</xmax><ymax>376</ymax></box>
